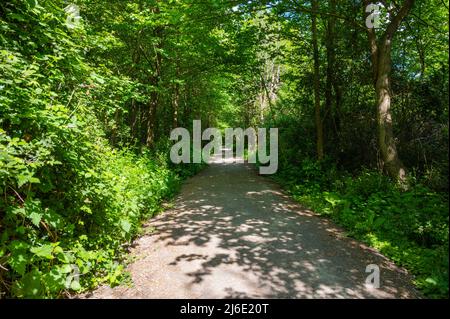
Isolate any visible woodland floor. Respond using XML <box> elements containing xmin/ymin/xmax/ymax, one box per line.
<box><xmin>81</xmin><ymin>152</ymin><xmax>422</xmax><ymax>299</ymax></box>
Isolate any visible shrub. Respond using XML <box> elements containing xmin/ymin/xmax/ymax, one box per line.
<box><xmin>0</xmin><ymin>127</ymin><xmax>198</xmax><ymax>298</ymax></box>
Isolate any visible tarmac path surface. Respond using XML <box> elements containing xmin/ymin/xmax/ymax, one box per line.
<box><xmin>83</xmin><ymin>154</ymin><xmax>421</xmax><ymax>299</ymax></box>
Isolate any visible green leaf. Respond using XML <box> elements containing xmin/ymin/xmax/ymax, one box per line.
<box><xmin>70</xmin><ymin>280</ymin><xmax>81</xmax><ymax>291</ymax></box>
<box><xmin>29</xmin><ymin>211</ymin><xmax>42</xmax><ymax>226</ymax></box>
<box><xmin>9</xmin><ymin>250</ymin><xmax>28</xmax><ymax>275</ymax></box>
<box><xmin>17</xmin><ymin>174</ymin><xmax>30</xmax><ymax>188</ymax></box>
<box><xmin>120</xmin><ymin>219</ymin><xmax>132</xmax><ymax>233</ymax></box>
<box><xmin>42</xmin><ymin>266</ymin><xmax>66</xmax><ymax>293</ymax></box>
<box><xmin>12</xmin><ymin>269</ymin><xmax>43</xmax><ymax>298</ymax></box>
<box><xmin>9</xmin><ymin>13</ymin><xmax>26</xmax><ymax>22</ymax></box>
<box><xmin>29</xmin><ymin>177</ymin><xmax>40</xmax><ymax>184</ymax></box>
<box><xmin>30</xmin><ymin>244</ymin><xmax>54</xmax><ymax>259</ymax></box>
<box><xmin>57</xmin><ymin>251</ymin><xmax>75</xmax><ymax>264</ymax></box>
<box><xmin>25</xmin><ymin>0</ymin><xmax>37</xmax><ymax>8</ymax></box>
<box><xmin>60</xmin><ymin>264</ymin><xmax>73</xmax><ymax>274</ymax></box>
<box><xmin>42</xmin><ymin>209</ymin><xmax>64</xmax><ymax>228</ymax></box>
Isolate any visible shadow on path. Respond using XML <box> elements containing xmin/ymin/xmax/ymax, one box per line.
<box><xmin>84</xmin><ymin>158</ymin><xmax>421</xmax><ymax>299</ymax></box>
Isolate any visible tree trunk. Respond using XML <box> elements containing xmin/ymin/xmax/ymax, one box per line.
<box><xmin>333</xmin><ymin>80</ymin><xmax>342</xmax><ymax>138</ymax></box>
<box><xmin>375</xmin><ymin>43</ymin><xmax>407</xmax><ymax>181</ymax></box>
<box><xmin>325</xmin><ymin>0</ymin><xmax>335</xmax><ymax>115</ymax></box>
<box><xmin>172</xmin><ymin>80</ymin><xmax>180</xmax><ymax>129</ymax></box>
<box><xmin>325</xmin><ymin>0</ymin><xmax>337</xmax><ymax>143</ymax></box>
<box><xmin>365</xmin><ymin>0</ymin><xmax>414</xmax><ymax>182</ymax></box>
<box><xmin>146</xmin><ymin>5</ymin><xmax>163</xmax><ymax>148</ymax></box>
<box><xmin>312</xmin><ymin>0</ymin><xmax>324</xmax><ymax>160</ymax></box>
<box><xmin>129</xmin><ymin>47</ymin><xmax>140</xmax><ymax>143</ymax></box>
<box><xmin>110</xmin><ymin>108</ymin><xmax>120</xmax><ymax>146</ymax></box>
<box><xmin>183</xmin><ymin>83</ymin><xmax>191</xmax><ymax>126</ymax></box>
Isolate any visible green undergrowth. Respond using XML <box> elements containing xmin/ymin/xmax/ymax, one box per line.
<box><xmin>0</xmin><ymin>1</ymin><xmax>204</xmax><ymax>298</ymax></box>
<box><xmin>273</xmin><ymin>158</ymin><xmax>449</xmax><ymax>299</ymax></box>
<box><xmin>0</xmin><ymin>134</ymin><xmax>203</xmax><ymax>298</ymax></box>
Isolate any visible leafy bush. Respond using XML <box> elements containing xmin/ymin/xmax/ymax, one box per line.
<box><xmin>0</xmin><ymin>1</ymin><xmax>203</xmax><ymax>298</ymax></box>
<box><xmin>0</xmin><ymin>129</ymin><xmax>199</xmax><ymax>298</ymax></box>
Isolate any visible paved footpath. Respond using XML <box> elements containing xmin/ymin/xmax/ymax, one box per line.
<box><xmin>83</xmin><ymin>156</ymin><xmax>421</xmax><ymax>299</ymax></box>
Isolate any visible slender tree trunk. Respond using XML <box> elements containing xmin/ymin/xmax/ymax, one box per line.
<box><xmin>139</xmin><ymin>103</ymin><xmax>146</xmax><ymax>145</ymax></box>
<box><xmin>172</xmin><ymin>78</ymin><xmax>180</xmax><ymax>129</ymax></box>
<box><xmin>312</xmin><ymin>0</ymin><xmax>324</xmax><ymax>160</ymax></box>
<box><xmin>375</xmin><ymin>43</ymin><xmax>407</xmax><ymax>181</ymax></box>
<box><xmin>183</xmin><ymin>83</ymin><xmax>191</xmax><ymax>126</ymax></box>
<box><xmin>325</xmin><ymin>0</ymin><xmax>335</xmax><ymax>115</ymax></box>
<box><xmin>130</xmin><ymin>48</ymin><xmax>140</xmax><ymax>143</ymax></box>
<box><xmin>110</xmin><ymin>108</ymin><xmax>120</xmax><ymax>146</ymax></box>
<box><xmin>333</xmin><ymin>80</ymin><xmax>342</xmax><ymax>137</ymax></box>
<box><xmin>365</xmin><ymin>0</ymin><xmax>414</xmax><ymax>182</ymax></box>
<box><xmin>325</xmin><ymin>0</ymin><xmax>337</xmax><ymax>143</ymax></box>
<box><xmin>146</xmin><ymin>5</ymin><xmax>163</xmax><ymax>148</ymax></box>
<box><xmin>130</xmin><ymin>99</ymin><xmax>138</xmax><ymax>142</ymax></box>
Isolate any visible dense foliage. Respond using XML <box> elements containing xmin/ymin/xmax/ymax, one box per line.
<box><xmin>247</xmin><ymin>0</ymin><xmax>449</xmax><ymax>298</ymax></box>
<box><xmin>1</xmin><ymin>0</ymin><xmax>448</xmax><ymax>298</ymax></box>
<box><xmin>0</xmin><ymin>0</ymin><xmax>206</xmax><ymax>298</ymax></box>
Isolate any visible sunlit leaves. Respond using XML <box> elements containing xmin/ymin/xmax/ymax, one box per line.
<box><xmin>30</xmin><ymin>244</ymin><xmax>54</xmax><ymax>260</ymax></box>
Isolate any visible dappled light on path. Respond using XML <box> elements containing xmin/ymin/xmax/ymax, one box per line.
<box><xmin>85</xmin><ymin>158</ymin><xmax>421</xmax><ymax>299</ymax></box>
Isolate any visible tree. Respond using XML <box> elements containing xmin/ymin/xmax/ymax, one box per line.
<box><xmin>364</xmin><ymin>0</ymin><xmax>415</xmax><ymax>182</ymax></box>
<box><xmin>311</xmin><ymin>0</ymin><xmax>324</xmax><ymax>160</ymax></box>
